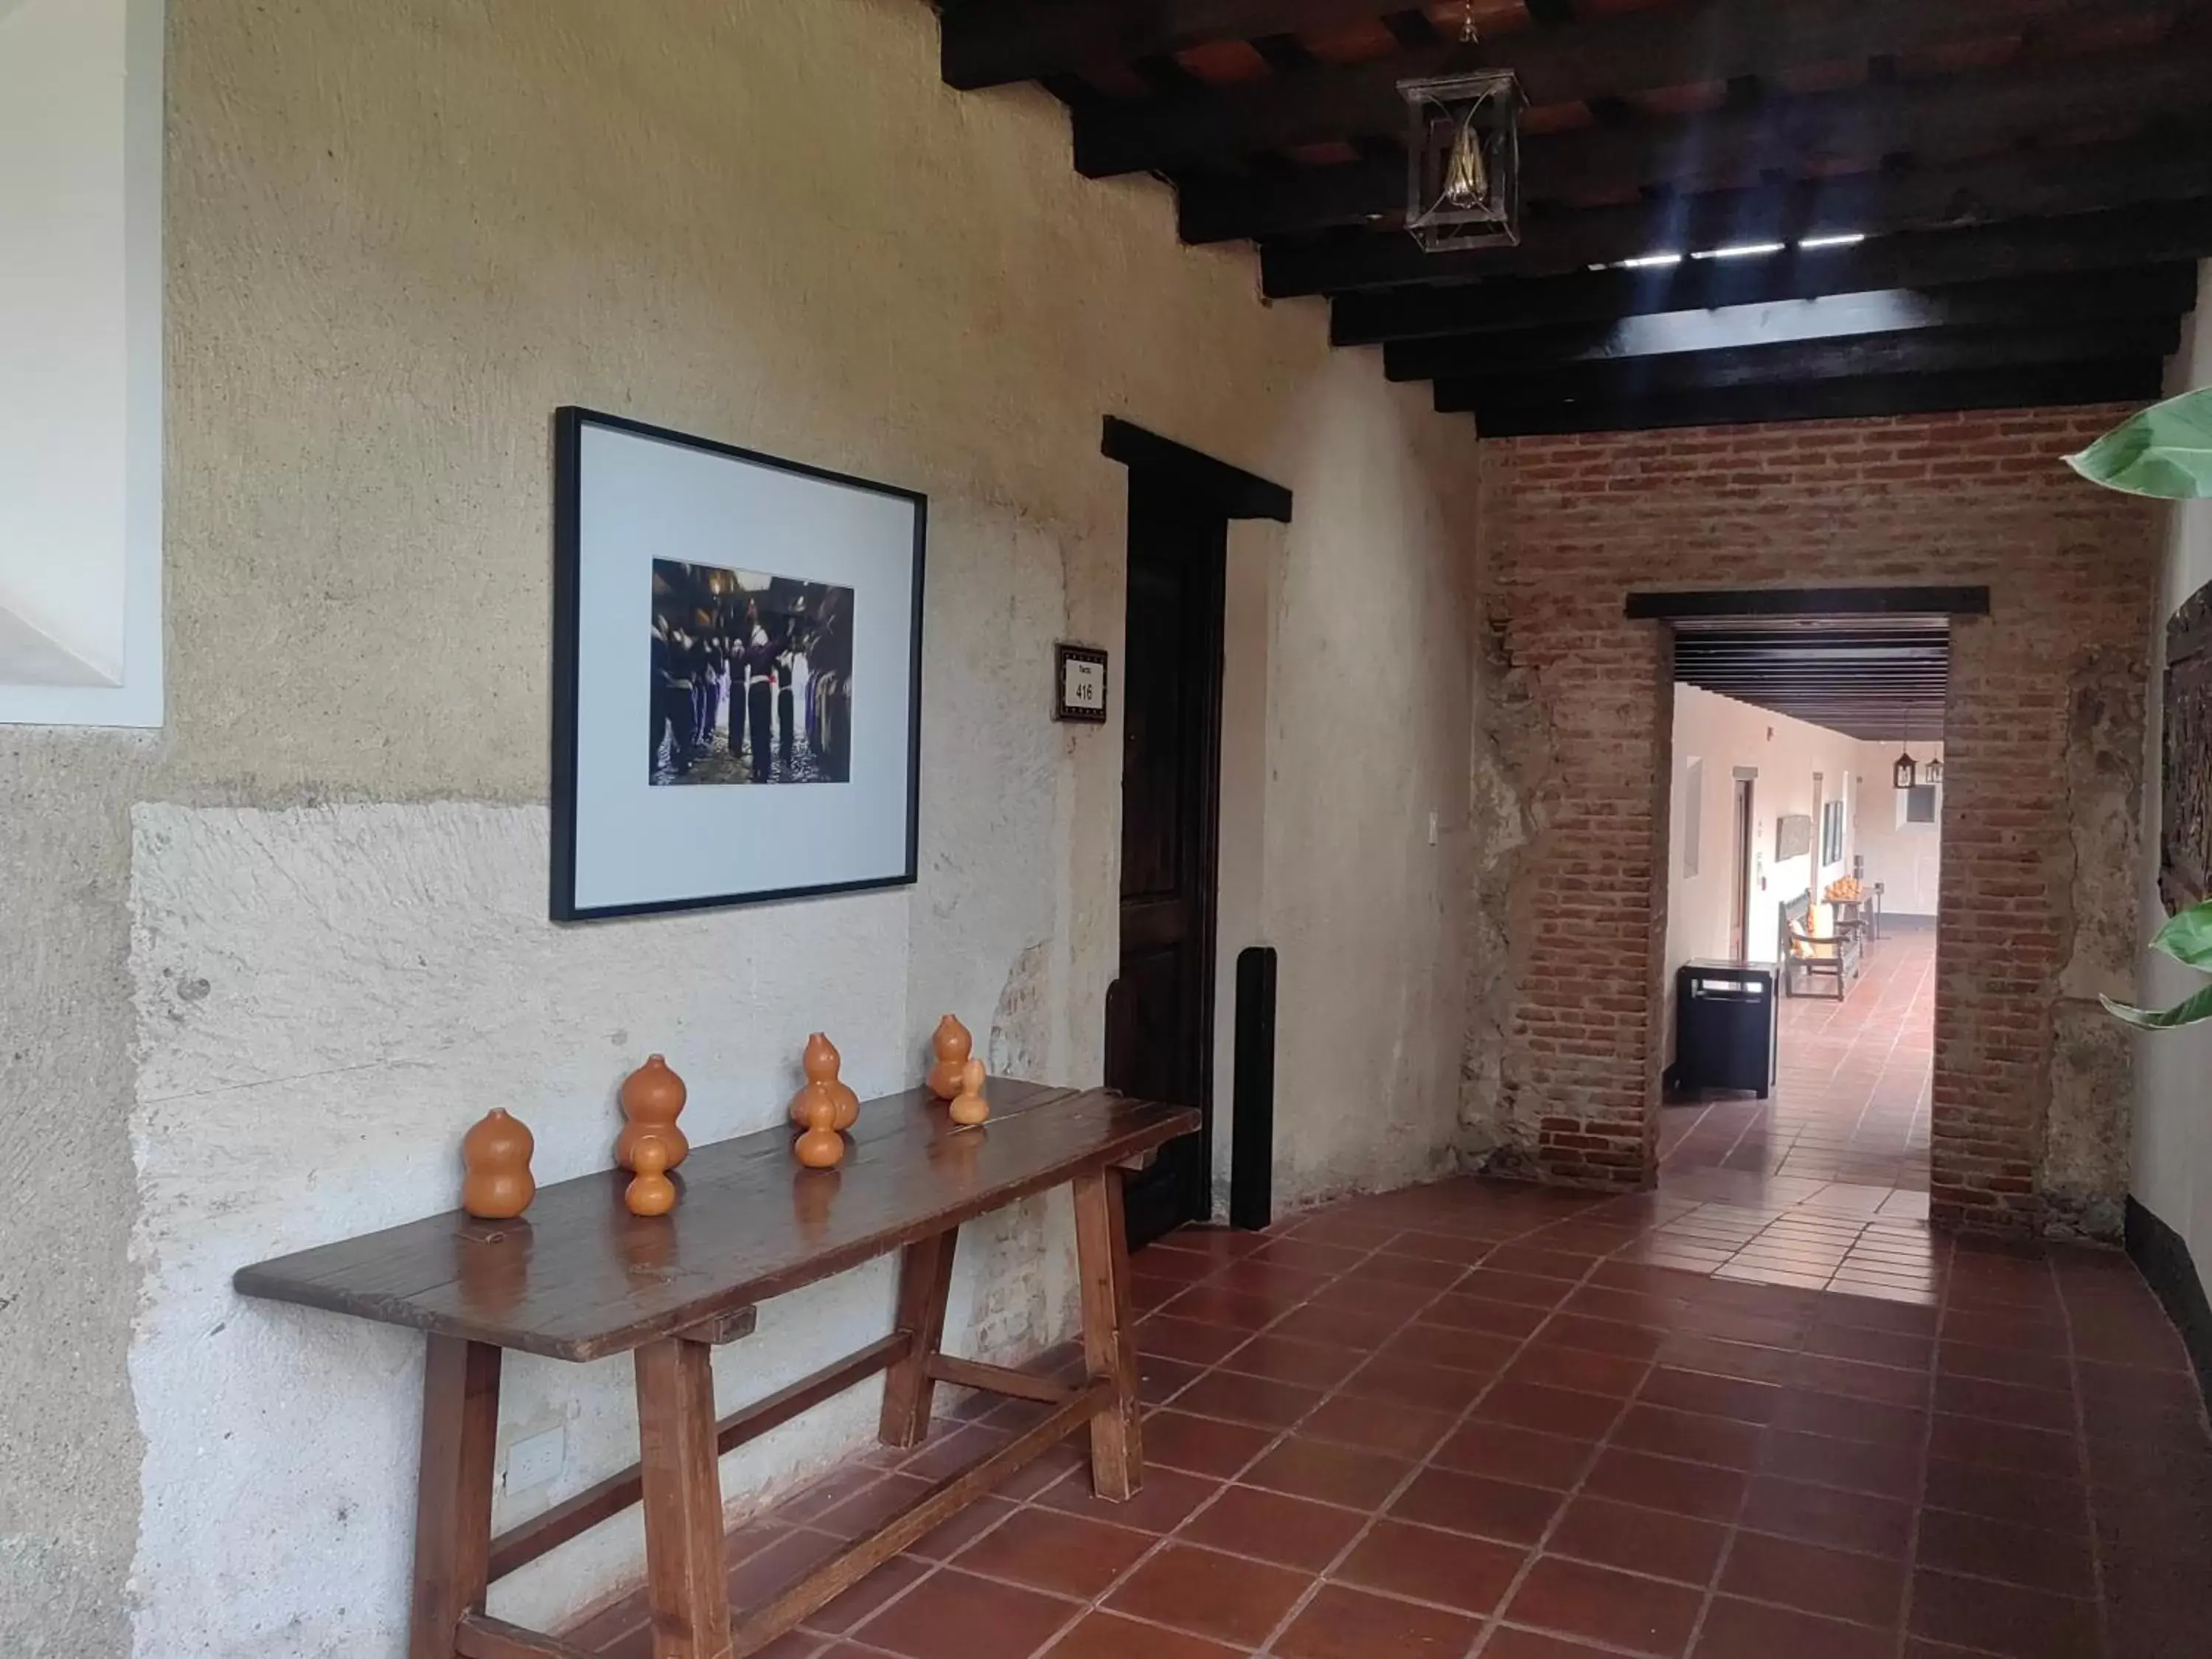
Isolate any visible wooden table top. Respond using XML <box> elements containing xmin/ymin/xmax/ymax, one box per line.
<box><xmin>233</xmin><ymin>1080</ymin><xmax>1199</xmax><ymax>1361</ymax></box>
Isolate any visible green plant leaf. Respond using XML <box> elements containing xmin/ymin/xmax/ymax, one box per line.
<box><xmin>2151</xmin><ymin>898</ymin><xmax>2212</xmax><ymax>968</ymax></box>
<box><xmin>2102</xmin><ymin>983</ymin><xmax>2212</xmax><ymax>1030</ymax></box>
<box><xmin>2065</xmin><ymin>387</ymin><xmax>2212</xmax><ymax>500</ymax></box>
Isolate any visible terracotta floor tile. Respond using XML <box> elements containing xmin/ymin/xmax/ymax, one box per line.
<box><xmin>1503</xmin><ymin>1343</ymin><xmax>1651</xmax><ymax>1398</ymax></box>
<box><xmin>1433</xmin><ymin>1420</ymin><xmax>1598</xmax><ymax>1490</ymax></box>
<box><xmin>1169</xmin><ymin>1369</ymin><xmax>1325</xmax><ymax>1430</ymax></box>
<box><xmin>1611</xmin><ymin>1402</ymin><xmax>1764</xmax><ymax>1470</ymax></box>
<box><xmin>1719</xmin><ymin>1529</ymin><xmax>1906</xmax><ymax>1627</ymax></box>
<box><xmin>1484</xmin><ymin>1631</ymin><xmax>1626</xmax><ymax>1659</ymax></box>
<box><xmin>1144</xmin><ymin>1410</ymin><xmax>1276</xmax><ymax>1478</ymax></box>
<box><xmin>1219</xmin><ymin>1332</ymin><xmax>1367</xmax><ymax>1389</ymax></box>
<box><xmin>1914</xmin><ymin>1505</ymin><xmax>2096</xmax><ymax>1597</ymax></box>
<box><xmin>1640</xmin><ymin>1366</ymin><xmax>1783</xmax><ymax>1425</ymax></box>
<box><xmin>1391</xmin><ymin>1466</ymin><xmax>1565</xmax><ymax>1545</ymax></box>
<box><xmin>1920</xmin><ymin>1457</ymin><xmax>2088</xmax><ymax>1531</ymax></box>
<box><xmin>1425</xmin><ymin>1293</ymin><xmax>1552</xmax><ymax>1340</ymax></box>
<box><xmin>1933</xmin><ymin>1373</ymin><xmax>2078</xmax><ymax>1433</ymax></box>
<box><xmin>1160</xmin><ymin>1284</ymin><xmax>1295</xmax><ymax>1331</ymax></box>
<box><xmin>1340</xmin><ymin>1354</ymin><xmax>1493</xmax><ymax>1413</ymax></box>
<box><xmin>1275</xmin><ymin>1582</ymin><xmax>1484</xmax><ymax>1659</ymax></box>
<box><xmin>1179</xmin><ymin>1482</ymin><xmax>1367</xmax><ymax>1571</ymax></box>
<box><xmin>1757</xmin><ymin>1426</ymin><xmax>1921</xmax><ymax>1498</ymax></box>
<box><xmin>1243</xmin><ymin>1434</ymin><xmax>1412</xmax><ymax>1511</ymax></box>
<box><xmin>1908</xmin><ymin>1568</ymin><xmax>2103</xmax><ymax>1659</ymax></box>
<box><xmin>1925</xmin><ymin>1413</ymin><xmax>2075</xmax><ymax>1475</ymax></box>
<box><xmin>1692</xmin><ymin>1598</ymin><xmax>1894</xmax><ymax>1659</ymax></box>
<box><xmin>1299</xmin><ymin>1393</ymin><xmax>1455</xmax><ymax>1460</ymax></box>
<box><xmin>1102</xmin><ymin>1543</ymin><xmax>1310</xmax><ymax>1648</ymax></box>
<box><xmin>1548</xmin><ymin>1494</ymin><xmax>1727</xmax><ymax>1585</ymax></box>
<box><xmin>1267</xmin><ymin>1303</ymin><xmax>1406</xmax><ymax>1352</ymax></box>
<box><xmin>1739</xmin><ymin>1475</ymin><xmax>1914</xmax><ymax>1559</ymax></box>
<box><xmin>1034</xmin><ymin>1464</ymin><xmax>1219</xmax><ymax>1533</ymax></box>
<box><xmin>1381</xmin><ymin>1320</ymin><xmax>1523</xmax><ymax>1375</ymax></box>
<box><xmin>1505</xmin><ymin>1555</ymin><xmax>1702</xmax><ymax>1655</ymax></box>
<box><xmin>1037</xmin><ymin>1610</ymin><xmax>1247</xmax><ymax>1659</ymax></box>
<box><xmin>904</xmin><ymin>1492</ymin><xmax>1015</xmax><ymax>1560</ymax></box>
<box><xmin>1136</xmin><ymin>1314</ymin><xmax>1253</xmax><ymax>1366</ymax></box>
<box><xmin>854</xmin><ymin>1568</ymin><xmax>1075</xmax><ymax>1659</ymax></box>
<box><xmin>951</xmin><ymin>1507</ymin><xmax>1153</xmax><ymax>1599</ymax></box>
<box><xmin>1475</xmin><ymin>1380</ymin><xmax>1627</xmax><ymax>1439</ymax></box>
<box><xmin>1582</xmin><ymin>1447</ymin><xmax>1748</xmax><ymax>1523</ymax></box>
<box><xmin>799</xmin><ymin>1554</ymin><xmax>930</xmax><ymax>1634</ymax></box>
<box><xmin>1332</xmin><ymin>1517</ymin><xmax>1527</xmax><ymax>1614</ymax></box>
<box><xmin>1461</xmin><ymin>1268</ymin><xmax>1579</xmax><ymax>1308</ymax></box>
<box><xmin>1540</xmin><ymin>1313</ymin><xmax>1669</xmax><ymax>1360</ymax></box>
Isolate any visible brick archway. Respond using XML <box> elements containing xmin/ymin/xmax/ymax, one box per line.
<box><xmin>1469</xmin><ymin>406</ymin><xmax>2160</xmax><ymax>1239</ymax></box>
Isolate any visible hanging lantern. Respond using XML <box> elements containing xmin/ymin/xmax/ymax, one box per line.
<box><xmin>1399</xmin><ymin>68</ymin><xmax>1525</xmax><ymax>253</ymax></box>
<box><xmin>1892</xmin><ymin>744</ymin><xmax>1917</xmax><ymax>790</ymax></box>
<box><xmin>1924</xmin><ymin>755</ymin><xmax>1944</xmax><ymax>785</ymax></box>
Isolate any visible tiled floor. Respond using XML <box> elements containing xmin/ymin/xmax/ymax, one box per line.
<box><xmin>1650</xmin><ymin>926</ymin><xmax>1941</xmax><ymax>1299</ymax></box>
<box><xmin>570</xmin><ymin>1172</ymin><xmax>2212</xmax><ymax>1659</ymax></box>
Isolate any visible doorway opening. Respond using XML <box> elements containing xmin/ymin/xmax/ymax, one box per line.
<box><xmin>1655</xmin><ymin>604</ymin><xmax>1952</xmax><ymax>1294</ymax></box>
<box><xmin>1100</xmin><ymin>419</ymin><xmax>1291</xmax><ymax>1249</ymax></box>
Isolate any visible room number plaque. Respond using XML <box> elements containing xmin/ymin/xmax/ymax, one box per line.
<box><xmin>1054</xmin><ymin>642</ymin><xmax>1108</xmax><ymax>723</ymax></box>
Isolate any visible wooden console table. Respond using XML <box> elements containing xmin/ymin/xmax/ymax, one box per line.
<box><xmin>233</xmin><ymin>1079</ymin><xmax>1199</xmax><ymax>1659</ymax></box>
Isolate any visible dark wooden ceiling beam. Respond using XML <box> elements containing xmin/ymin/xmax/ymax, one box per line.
<box><xmin>1072</xmin><ymin>0</ymin><xmax>2178</xmax><ymax>179</ymax></box>
<box><xmin>942</xmin><ymin>1</ymin><xmax>1414</xmax><ymax>91</ymax></box>
<box><xmin>1181</xmin><ymin>36</ymin><xmax>2212</xmax><ymax>241</ymax></box>
<box><xmin>1435</xmin><ymin>317</ymin><xmax>2180</xmax><ymax>405</ymax></box>
<box><xmin>1457</xmin><ymin>358</ymin><xmax>2165</xmax><ymax>436</ymax></box>
<box><xmin>1259</xmin><ymin>131</ymin><xmax>2212</xmax><ymax>288</ymax></box>
<box><xmin>1380</xmin><ymin>265</ymin><xmax>2197</xmax><ymax>380</ymax></box>
<box><xmin>1328</xmin><ymin>203</ymin><xmax>2212</xmax><ymax>343</ymax></box>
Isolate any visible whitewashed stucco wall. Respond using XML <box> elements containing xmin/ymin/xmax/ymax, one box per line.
<box><xmin>0</xmin><ymin>2</ymin><xmax>1484</xmax><ymax>1655</ymax></box>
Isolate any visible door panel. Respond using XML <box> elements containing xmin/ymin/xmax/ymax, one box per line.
<box><xmin>1107</xmin><ymin>474</ymin><xmax>1225</xmax><ymax>1248</ymax></box>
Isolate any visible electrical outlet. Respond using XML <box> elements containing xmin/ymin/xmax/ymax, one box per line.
<box><xmin>506</xmin><ymin>1425</ymin><xmax>565</xmax><ymax>1494</ymax></box>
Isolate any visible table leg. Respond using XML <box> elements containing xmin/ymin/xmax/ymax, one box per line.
<box><xmin>1072</xmin><ymin>1166</ymin><xmax>1142</xmax><ymax>1501</ymax></box>
<box><xmin>634</xmin><ymin>1337</ymin><xmax>734</xmax><ymax>1659</ymax></box>
<box><xmin>408</xmin><ymin>1335</ymin><xmax>501</xmax><ymax>1659</ymax></box>
<box><xmin>877</xmin><ymin>1228</ymin><xmax>959</xmax><ymax>1448</ymax></box>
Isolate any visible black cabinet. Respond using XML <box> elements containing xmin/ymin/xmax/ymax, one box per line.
<box><xmin>1675</xmin><ymin>959</ymin><xmax>1778</xmax><ymax>1096</ymax></box>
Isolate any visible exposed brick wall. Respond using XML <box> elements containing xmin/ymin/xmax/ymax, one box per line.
<box><xmin>1472</xmin><ymin>406</ymin><xmax>2163</xmax><ymax>1238</ymax></box>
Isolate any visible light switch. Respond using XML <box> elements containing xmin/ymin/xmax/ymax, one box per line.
<box><xmin>506</xmin><ymin>1425</ymin><xmax>566</xmax><ymax>1493</ymax></box>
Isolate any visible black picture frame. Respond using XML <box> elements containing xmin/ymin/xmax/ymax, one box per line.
<box><xmin>550</xmin><ymin>406</ymin><xmax>926</xmax><ymax>922</ymax></box>
<box><xmin>1053</xmin><ymin>641</ymin><xmax>1110</xmax><ymax>724</ymax></box>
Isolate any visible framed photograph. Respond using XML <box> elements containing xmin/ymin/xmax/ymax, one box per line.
<box><xmin>1054</xmin><ymin>642</ymin><xmax>1109</xmax><ymax>723</ymax></box>
<box><xmin>551</xmin><ymin>408</ymin><xmax>925</xmax><ymax>920</ymax></box>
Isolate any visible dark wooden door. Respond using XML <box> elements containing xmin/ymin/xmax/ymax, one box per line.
<box><xmin>1106</xmin><ymin>473</ymin><xmax>1225</xmax><ymax>1248</ymax></box>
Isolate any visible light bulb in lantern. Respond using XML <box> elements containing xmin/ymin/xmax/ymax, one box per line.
<box><xmin>1443</xmin><ymin>112</ymin><xmax>1489</xmax><ymax>209</ymax></box>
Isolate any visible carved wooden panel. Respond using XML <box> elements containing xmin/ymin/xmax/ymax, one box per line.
<box><xmin>2163</xmin><ymin>582</ymin><xmax>2212</xmax><ymax>916</ymax></box>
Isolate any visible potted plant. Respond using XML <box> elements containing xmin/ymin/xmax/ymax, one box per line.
<box><xmin>2067</xmin><ymin>387</ymin><xmax>2212</xmax><ymax>1029</ymax></box>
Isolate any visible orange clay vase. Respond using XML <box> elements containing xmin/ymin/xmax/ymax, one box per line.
<box><xmin>790</xmin><ymin>1032</ymin><xmax>861</xmax><ymax>1131</ymax></box>
<box><xmin>462</xmin><ymin>1108</ymin><xmax>536</xmax><ymax>1220</ymax></box>
<box><xmin>625</xmin><ymin>1135</ymin><xmax>677</xmax><ymax>1217</ymax></box>
<box><xmin>617</xmin><ymin>1053</ymin><xmax>689</xmax><ymax>1172</ymax></box>
<box><xmin>949</xmin><ymin>1057</ymin><xmax>990</xmax><ymax>1126</ymax></box>
<box><xmin>925</xmin><ymin>1014</ymin><xmax>973</xmax><ymax>1101</ymax></box>
<box><xmin>793</xmin><ymin>1082</ymin><xmax>846</xmax><ymax>1169</ymax></box>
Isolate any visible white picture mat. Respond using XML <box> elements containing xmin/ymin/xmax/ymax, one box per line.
<box><xmin>569</xmin><ymin>420</ymin><xmax>919</xmax><ymax>912</ymax></box>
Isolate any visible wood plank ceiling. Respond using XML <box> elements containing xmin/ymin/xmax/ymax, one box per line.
<box><xmin>1672</xmin><ymin>616</ymin><xmax>1950</xmax><ymax>739</ymax></box>
<box><xmin>933</xmin><ymin>0</ymin><xmax>2210</xmax><ymax>435</ymax></box>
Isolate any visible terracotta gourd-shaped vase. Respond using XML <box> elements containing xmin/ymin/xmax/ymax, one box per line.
<box><xmin>925</xmin><ymin>1014</ymin><xmax>973</xmax><ymax>1101</ymax></box>
<box><xmin>790</xmin><ymin>1032</ymin><xmax>860</xmax><ymax>1131</ymax></box>
<box><xmin>618</xmin><ymin>1054</ymin><xmax>689</xmax><ymax>1172</ymax></box>
<box><xmin>793</xmin><ymin>1083</ymin><xmax>846</xmax><ymax>1169</ymax></box>
<box><xmin>949</xmin><ymin>1057</ymin><xmax>990</xmax><ymax>1126</ymax></box>
<box><xmin>462</xmin><ymin>1108</ymin><xmax>536</xmax><ymax>1220</ymax></box>
<box><xmin>625</xmin><ymin>1135</ymin><xmax>677</xmax><ymax>1217</ymax></box>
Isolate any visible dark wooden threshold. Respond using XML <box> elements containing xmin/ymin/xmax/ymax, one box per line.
<box><xmin>2125</xmin><ymin>1197</ymin><xmax>2212</xmax><ymax>1421</ymax></box>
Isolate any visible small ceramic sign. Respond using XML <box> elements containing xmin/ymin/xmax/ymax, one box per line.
<box><xmin>1054</xmin><ymin>642</ymin><xmax>1109</xmax><ymax>723</ymax></box>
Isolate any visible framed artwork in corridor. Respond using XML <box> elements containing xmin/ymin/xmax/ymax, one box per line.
<box><xmin>551</xmin><ymin>408</ymin><xmax>925</xmax><ymax>921</ymax></box>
